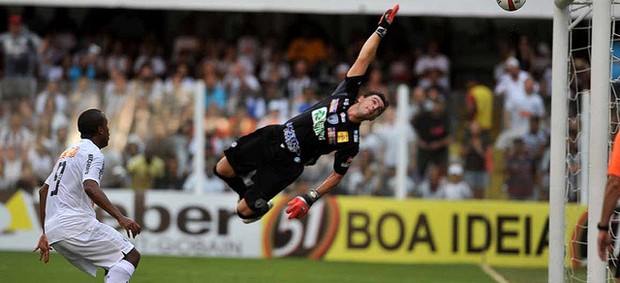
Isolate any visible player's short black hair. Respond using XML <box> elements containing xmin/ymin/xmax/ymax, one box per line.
<box><xmin>78</xmin><ymin>109</ymin><xmax>106</xmax><ymax>139</ymax></box>
<box><xmin>364</xmin><ymin>91</ymin><xmax>389</xmax><ymax>114</ymax></box>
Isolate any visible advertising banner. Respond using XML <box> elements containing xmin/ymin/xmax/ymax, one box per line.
<box><xmin>0</xmin><ymin>190</ymin><xmax>261</xmax><ymax>258</ymax></box>
<box><xmin>1</xmin><ymin>190</ymin><xmax>588</xmax><ymax>266</ymax></box>
<box><xmin>262</xmin><ymin>196</ymin><xmax>586</xmax><ymax>267</ymax></box>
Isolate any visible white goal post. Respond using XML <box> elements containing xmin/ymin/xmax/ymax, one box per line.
<box><xmin>550</xmin><ymin>0</ymin><xmax>613</xmax><ymax>282</ymax></box>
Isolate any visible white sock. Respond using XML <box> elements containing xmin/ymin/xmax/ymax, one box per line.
<box><xmin>105</xmin><ymin>260</ymin><xmax>135</xmax><ymax>283</ymax></box>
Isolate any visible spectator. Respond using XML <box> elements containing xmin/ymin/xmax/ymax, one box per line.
<box><xmin>49</xmin><ymin>125</ymin><xmax>69</xmax><ymax>159</ymax></box>
<box><xmin>461</xmin><ymin>121</ymin><xmax>489</xmax><ymax>199</ymax></box>
<box><xmin>464</xmin><ymin>79</ymin><xmax>493</xmax><ymax>139</ymax></box>
<box><xmin>287</xmin><ymin>60</ymin><xmax>313</xmax><ymax>113</ymax></box>
<box><xmin>257</xmin><ymin>105</ymin><xmax>283</xmax><ymax>129</ymax></box>
<box><xmin>68</xmin><ymin>47</ymin><xmax>98</xmax><ymax>84</ymax></box>
<box><xmin>414</xmin><ymin>163</ymin><xmax>445</xmax><ymax>199</ymax></box>
<box><xmin>0</xmin><ymin>114</ymin><xmax>33</xmax><ymax>152</ymax></box>
<box><xmin>183</xmin><ymin>157</ymin><xmax>226</xmax><ymax>193</ymax></box>
<box><xmin>259</xmin><ymin>51</ymin><xmax>290</xmax><ymax>84</ymax></box>
<box><xmin>14</xmin><ymin>164</ymin><xmax>38</xmax><ymax>193</ymax></box>
<box><xmin>538</xmin><ymin>145</ymin><xmax>551</xmax><ymax>201</ymax></box>
<box><xmin>493</xmin><ymin>39</ymin><xmax>516</xmax><ymax>82</ymax></box>
<box><xmin>38</xmin><ymin>34</ymin><xmax>64</xmax><ymax>82</ymax></box>
<box><xmin>104</xmin><ymin>69</ymin><xmax>129</xmax><ymax>118</ymax></box>
<box><xmin>516</xmin><ymin>35</ymin><xmax>535</xmax><ymax>74</ymax></box>
<box><xmin>415</xmin><ymin>40</ymin><xmax>450</xmax><ymax>91</ymax></box>
<box><xmin>69</xmin><ymin>76</ymin><xmax>100</xmax><ymax>114</ymax></box>
<box><xmin>0</xmin><ymin>158</ymin><xmax>10</xmax><ymax>190</ymax></box>
<box><xmin>0</xmin><ymin>14</ymin><xmax>41</xmax><ymax>99</ymax></box>
<box><xmin>101</xmin><ymin>150</ymin><xmax>126</xmax><ymax>188</ymax></box>
<box><xmin>35</xmin><ymin>80</ymin><xmax>68</xmax><ymax>116</ymax></box>
<box><xmin>436</xmin><ymin>163</ymin><xmax>472</xmax><ymax>200</ymax></box>
<box><xmin>365</xmin><ymin>68</ymin><xmax>389</xmax><ymax>96</ymax></box>
<box><xmin>385</xmin><ymin>166</ymin><xmax>416</xmax><ymax>197</ymax></box>
<box><xmin>223</xmin><ymin>61</ymin><xmax>261</xmax><ymax>115</ymax></box>
<box><xmin>412</xmin><ymin>99</ymin><xmax>451</xmax><ymax>177</ymax></box>
<box><xmin>131</xmin><ymin>62</ymin><xmax>164</xmax><ymax>106</ymax></box>
<box><xmin>374</xmin><ymin>107</ymin><xmax>416</xmax><ymax>170</ymax></box>
<box><xmin>43</xmin><ymin>94</ymin><xmax>70</xmax><ymax>137</ymax></box>
<box><xmin>265</xmin><ymin>82</ymin><xmax>290</xmax><ymax>120</ymax></box>
<box><xmin>503</xmin><ymin>138</ymin><xmax>537</xmax><ymax>200</ymax></box>
<box><xmin>349</xmin><ymin>163</ymin><xmax>383</xmax><ymax>196</ymax></box>
<box><xmin>153</xmin><ymin>155</ymin><xmax>185</xmax><ymax>190</ymax></box>
<box><xmin>204</xmin><ymin>72</ymin><xmax>227</xmax><ymax>111</ymax></box>
<box><xmin>521</xmin><ymin>115</ymin><xmax>549</xmax><ymax>161</ymax></box>
<box><xmin>294</xmin><ymin>86</ymin><xmax>318</xmax><ymax>115</ymax></box>
<box><xmin>228</xmin><ymin>107</ymin><xmax>257</xmax><ymax>138</ymax></box>
<box><xmin>408</xmin><ymin>87</ymin><xmax>429</xmax><ymax>121</ymax></box>
<box><xmin>495</xmin><ymin>77</ymin><xmax>545</xmax><ymax>150</ymax></box>
<box><xmin>2</xmin><ymin>146</ymin><xmax>23</xmax><ymax>188</ymax></box>
<box><xmin>494</xmin><ymin>56</ymin><xmax>529</xmax><ymax>104</ymax></box>
<box><xmin>126</xmin><ymin>145</ymin><xmax>165</xmax><ymax>190</ymax></box>
<box><xmin>106</xmin><ymin>40</ymin><xmax>130</xmax><ymax>75</ymax></box>
<box><xmin>286</xmin><ymin>26</ymin><xmax>327</xmax><ymax>68</ymax></box>
<box><xmin>133</xmin><ymin>41</ymin><xmax>166</xmax><ymax>77</ymax></box>
<box><xmin>27</xmin><ymin>136</ymin><xmax>53</xmax><ymax>182</ymax></box>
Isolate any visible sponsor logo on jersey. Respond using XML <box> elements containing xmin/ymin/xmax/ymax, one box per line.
<box><xmin>343</xmin><ymin>98</ymin><xmax>349</xmax><ymax>106</ymax></box>
<box><xmin>337</xmin><ymin>131</ymin><xmax>349</xmax><ymax>143</ymax></box>
<box><xmin>59</xmin><ymin>146</ymin><xmax>79</xmax><ymax>158</ymax></box>
<box><xmin>312</xmin><ymin>107</ymin><xmax>328</xmax><ymax>140</ymax></box>
<box><xmin>354</xmin><ymin>130</ymin><xmax>359</xmax><ymax>143</ymax></box>
<box><xmin>327</xmin><ymin>114</ymin><xmax>339</xmax><ymax>125</ymax></box>
<box><xmin>340</xmin><ymin>112</ymin><xmax>347</xmax><ymax>123</ymax></box>
<box><xmin>99</xmin><ymin>161</ymin><xmax>105</xmax><ymax>180</ymax></box>
<box><xmin>85</xmin><ymin>154</ymin><xmax>94</xmax><ymax>174</ymax></box>
<box><xmin>284</xmin><ymin>122</ymin><xmax>301</xmax><ymax>155</ymax></box>
<box><xmin>328</xmin><ymin>99</ymin><xmax>339</xmax><ymax>113</ymax></box>
<box><xmin>328</xmin><ymin>127</ymin><xmax>336</xmax><ymax>144</ymax></box>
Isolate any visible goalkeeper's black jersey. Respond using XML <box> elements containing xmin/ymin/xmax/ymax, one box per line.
<box><xmin>283</xmin><ymin>76</ymin><xmax>364</xmax><ymax>175</ymax></box>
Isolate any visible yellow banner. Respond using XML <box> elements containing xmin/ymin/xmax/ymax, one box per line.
<box><xmin>321</xmin><ymin>197</ymin><xmax>585</xmax><ymax>267</ymax></box>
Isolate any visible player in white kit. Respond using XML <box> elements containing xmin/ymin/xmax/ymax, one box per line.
<box><xmin>34</xmin><ymin>109</ymin><xmax>142</xmax><ymax>282</ymax></box>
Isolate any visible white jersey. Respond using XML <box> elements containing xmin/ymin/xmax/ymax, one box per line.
<box><xmin>44</xmin><ymin>139</ymin><xmax>104</xmax><ymax>244</ymax></box>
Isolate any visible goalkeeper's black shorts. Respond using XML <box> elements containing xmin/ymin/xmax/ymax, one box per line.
<box><xmin>224</xmin><ymin>125</ymin><xmax>304</xmax><ymax>201</ymax></box>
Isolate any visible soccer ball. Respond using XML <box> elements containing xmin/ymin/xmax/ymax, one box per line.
<box><xmin>497</xmin><ymin>0</ymin><xmax>526</xmax><ymax>11</ymax></box>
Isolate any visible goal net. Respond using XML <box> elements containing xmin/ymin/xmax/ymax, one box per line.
<box><xmin>551</xmin><ymin>0</ymin><xmax>620</xmax><ymax>282</ymax></box>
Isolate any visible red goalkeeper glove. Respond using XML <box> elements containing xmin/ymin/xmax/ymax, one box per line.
<box><xmin>286</xmin><ymin>189</ymin><xmax>321</xmax><ymax>219</ymax></box>
<box><xmin>376</xmin><ymin>3</ymin><xmax>400</xmax><ymax>38</ymax></box>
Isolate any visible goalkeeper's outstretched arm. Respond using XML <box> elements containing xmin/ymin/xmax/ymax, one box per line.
<box><xmin>347</xmin><ymin>3</ymin><xmax>399</xmax><ymax>78</ymax></box>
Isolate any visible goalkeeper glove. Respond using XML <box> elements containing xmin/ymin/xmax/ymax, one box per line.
<box><xmin>286</xmin><ymin>189</ymin><xmax>321</xmax><ymax>219</ymax></box>
<box><xmin>376</xmin><ymin>3</ymin><xmax>400</xmax><ymax>38</ymax></box>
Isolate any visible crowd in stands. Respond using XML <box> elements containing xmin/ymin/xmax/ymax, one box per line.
<box><xmin>0</xmin><ymin>12</ymin><xmax>561</xmax><ymax>201</ymax></box>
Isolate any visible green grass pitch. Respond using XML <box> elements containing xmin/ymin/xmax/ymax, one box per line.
<box><xmin>0</xmin><ymin>251</ymin><xmax>557</xmax><ymax>282</ymax></box>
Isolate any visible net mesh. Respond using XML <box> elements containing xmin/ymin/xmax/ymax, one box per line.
<box><xmin>565</xmin><ymin>0</ymin><xmax>619</xmax><ymax>281</ymax></box>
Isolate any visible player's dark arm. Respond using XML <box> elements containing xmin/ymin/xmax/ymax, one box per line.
<box><xmin>347</xmin><ymin>4</ymin><xmax>399</xmax><ymax>78</ymax></box>
<box><xmin>38</xmin><ymin>184</ymin><xmax>49</xmax><ymax>232</ymax></box>
<box><xmin>34</xmin><ymin>184</ymin><xmax>51</xmax><ymax>263</ymax></box>
<box><xmin>597</xmin><ymin>175</ymin><xmax>620</xmax><ymax>260</ymax></box>
<box><xmin>84</xmin><ymin>180</ymin><xmax>141</xmax><ymax>238</ymax></box>
<box><xmin>599</xmin><ymin>175</ymin><xmax>620</xmax><ymax>228</ymax></box>
<box><xmin>84</xmin><ymin>180</ymin><xmax>124</xmax><ymax>220</ymax></box>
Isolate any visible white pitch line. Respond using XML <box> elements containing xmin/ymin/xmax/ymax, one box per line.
<box><xmin>480</xmin><ymin>263</ymin><xmax>510</xmax><ymax>283</ymax></box>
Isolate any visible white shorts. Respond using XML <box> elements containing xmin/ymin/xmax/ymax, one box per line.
<box><xmin>51</xmin><ymin>221</ymin><xmax>134</xmax><ymax>277</ymax></box>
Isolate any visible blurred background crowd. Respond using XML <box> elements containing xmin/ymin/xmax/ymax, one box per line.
<box><xmin>0</xmin><ymin>7</ymin><xmax>566</xmax><ymax>202</ymax></box>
